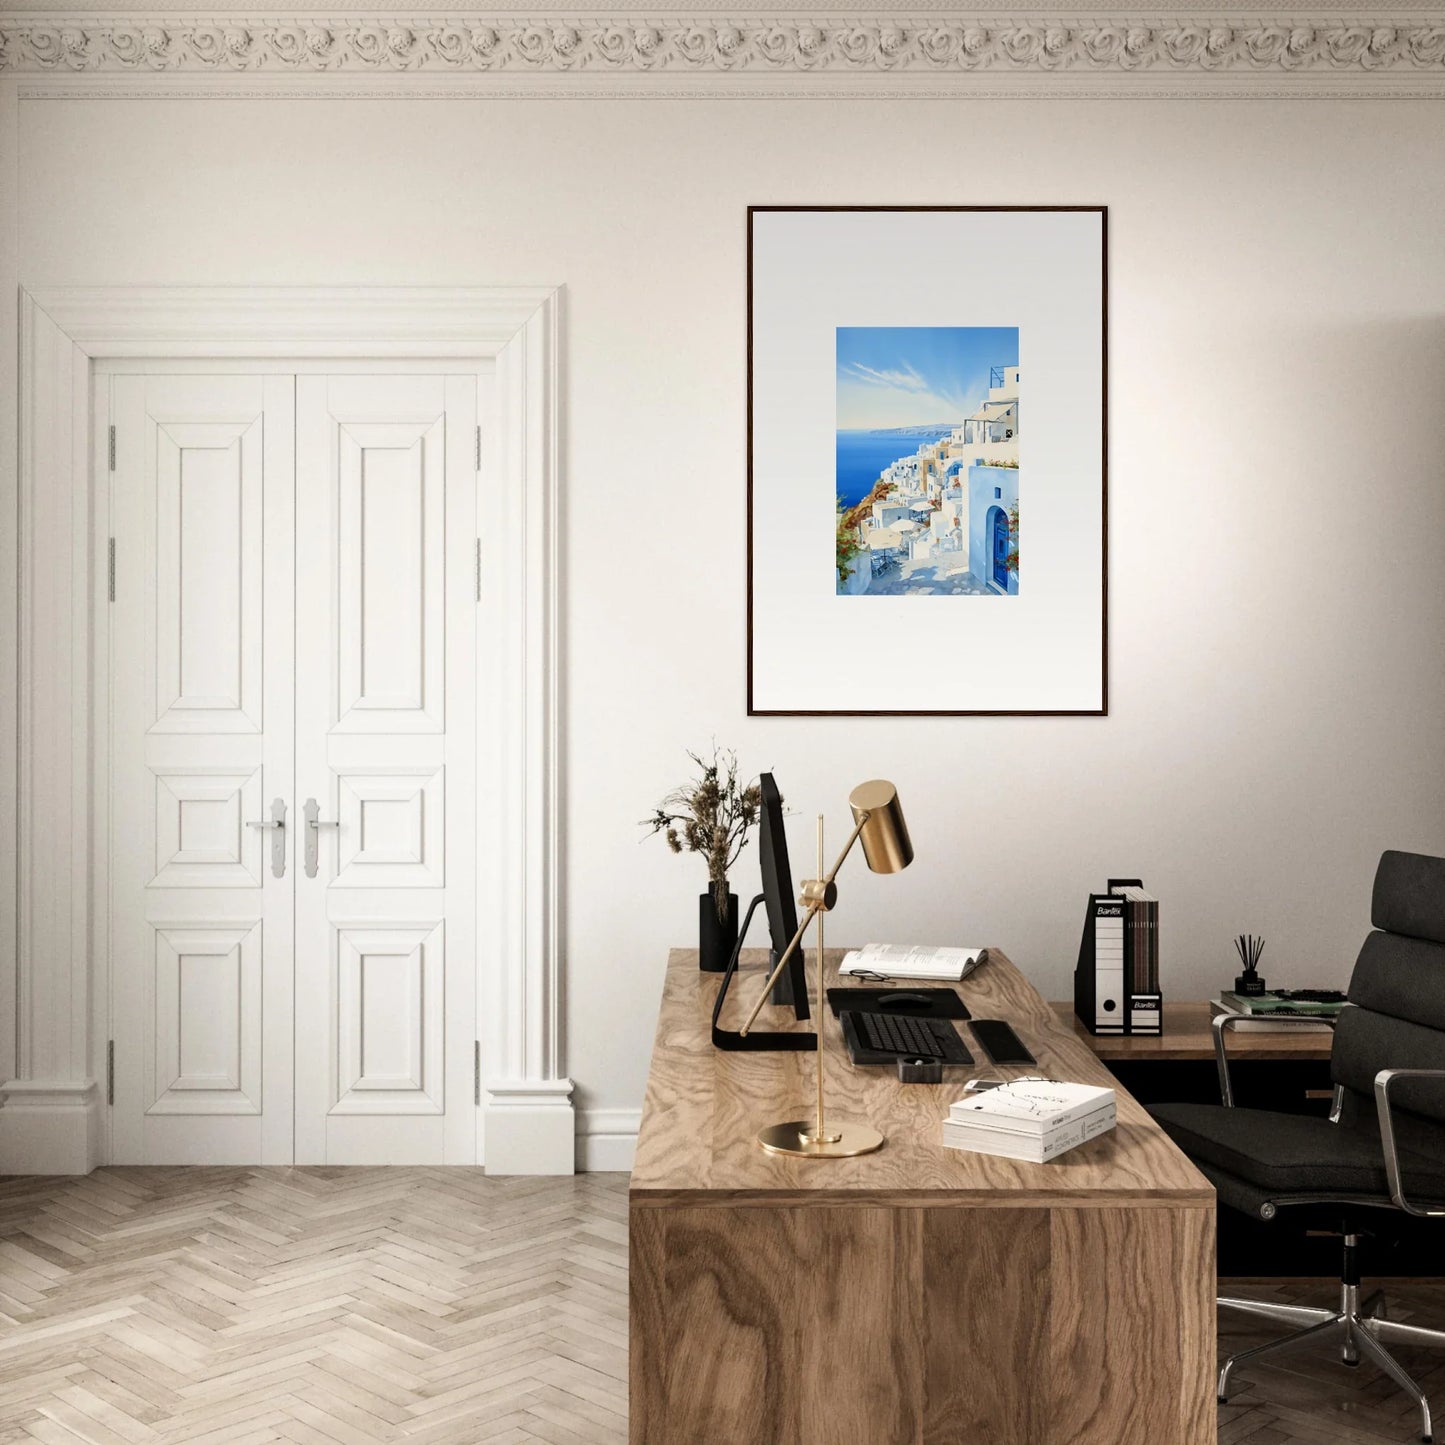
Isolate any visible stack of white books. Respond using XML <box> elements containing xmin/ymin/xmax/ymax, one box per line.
<box><xmin>942</xmin><ymin>1080</ymin><xmax>1117</xmax><ymax>1163</ymax></box>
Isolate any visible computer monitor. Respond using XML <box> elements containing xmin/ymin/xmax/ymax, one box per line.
<box><xmin>758</xmin><ymin>773</ymin><xmax>810</xmax><ymax>1020</ymax></box>
<box><xmin>709</xmin><ymin>771</ymin><xmax>814</xmax><ymax>1051</ymax></box>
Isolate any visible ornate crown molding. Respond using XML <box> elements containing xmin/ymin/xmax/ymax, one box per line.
<box><xmin>3</xmin><ymin>12</ymin><xmax>1445</xmax><ymax>83</ymax></box>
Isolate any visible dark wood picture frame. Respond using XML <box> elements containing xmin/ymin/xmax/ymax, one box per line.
<box><xmin>746</xmin><ymin>204</ymin><xmax>1109</xmax><ymax>717</ymax></box>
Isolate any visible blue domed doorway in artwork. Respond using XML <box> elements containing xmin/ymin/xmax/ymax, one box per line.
<box><xmin>989</xmin><ymin>506</ymin><xmax>1009</xmax><ymax>591</ymax></box>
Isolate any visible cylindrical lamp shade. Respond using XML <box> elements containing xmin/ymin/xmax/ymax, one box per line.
<box><xmin>848</xmin><ymin>780</ymin><xmax>914</xmax><ymax>874</ymax></box>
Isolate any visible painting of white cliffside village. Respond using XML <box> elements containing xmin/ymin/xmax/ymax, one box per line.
<box><xmin>836</xmin><ymin>326</ymin><xmax>1020</xmax><ymax>596</ymax></box>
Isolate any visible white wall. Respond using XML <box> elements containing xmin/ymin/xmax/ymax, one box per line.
<box><xmin>15</xmin><ymin>95</ymin><xmax>1445</xmax><ymax>1154</ymax></box>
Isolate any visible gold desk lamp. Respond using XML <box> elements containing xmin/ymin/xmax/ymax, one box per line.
<box><xmin>738</xmin><ymin>779</ymin><xmax>913</xmax><ymax>1158</ymax></box>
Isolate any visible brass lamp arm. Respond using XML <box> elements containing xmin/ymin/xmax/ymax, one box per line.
<box><xmin>737</xmin><ymin>811</ymin><xmax>870</xmax><ymax>1037</ymax></box>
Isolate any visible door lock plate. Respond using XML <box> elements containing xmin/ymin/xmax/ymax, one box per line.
<box><xmin>304</xmin><ymin>797</ymin><xmax>339</xmax><ymax>879</ymax></box>
<box><xmin>245</xmin><ymin>798</ymin><xmax>288</xmax><ymax>878</ymax></box>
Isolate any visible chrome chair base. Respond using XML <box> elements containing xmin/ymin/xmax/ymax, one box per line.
<box><xmin>1219</xmin><ymin>1280</ymin><xmax>1445</xmax><ymax>1443</ymax></box>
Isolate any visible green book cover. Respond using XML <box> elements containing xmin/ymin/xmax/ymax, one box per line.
<box><xmin>1220</xmin><ymin>990</ymin><xmax>1344</xmax><ymax>1017</ymax></box>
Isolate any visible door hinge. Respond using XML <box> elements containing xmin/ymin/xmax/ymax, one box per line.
<box><xmin>474</xmin><ymin>1041</ymin><xmax>481</xmax><ymax>1106</ymax></box>
<box><xmin>475</xmin><ymin>424</ymin><xmax>482</xmax><ymax>473</ymax></box>
<box><xmin>107</xmin><ymin>425</ymin><xmax>116</xmax><ymax>472</ymax></box>
<box><xmin>474</xmin><ymin>538</ymin><xmax>482</xmax><ymax>603</ymax></box>
<box><xmin>107</xmin><ymin>538</ymin><xmax>116</xmax><ymax>603</ymax></box>
<box><xmin>106</xmin><ymin>1041</ymin><xmax>115</xmax><ymax>1106</ymax></box>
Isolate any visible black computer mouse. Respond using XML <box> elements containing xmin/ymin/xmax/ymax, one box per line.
<box><xmin>878</xmin><ymin>992</ymin><xmax>933</xmax><ymax>1011</ymax></box>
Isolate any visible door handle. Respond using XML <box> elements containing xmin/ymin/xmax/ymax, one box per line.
<box><xmin>303</xmin><ymin>797</ymin><xmax>340</xmax><ymax>879</ymax></box>
<box><xmin>246</xmin><ymin>797</ymin><xmax>288</xmax><ymax>879</ymax></box>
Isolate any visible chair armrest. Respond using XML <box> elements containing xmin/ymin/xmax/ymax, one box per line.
<box><xmin>1374</xmin><ymin>1069</ymin><xmax>1445</xmax><ymax>1218</ymax></box>
<box><xmin>1212</xmin><ymin>1011</ymin><xmax>1337</xmax><ymax>1108</ymax></box>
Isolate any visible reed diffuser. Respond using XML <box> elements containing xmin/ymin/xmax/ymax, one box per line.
<box><xmin>1233</xmin><ymin>934</ymin><xmax>1266</xmax><ymax>996</ymax></box>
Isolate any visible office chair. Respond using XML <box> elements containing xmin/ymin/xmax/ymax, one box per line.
<box><xmin>1150</xmin><ymin>850</ymin><xmax>1445</xmax><ymax>1443</ymax></box>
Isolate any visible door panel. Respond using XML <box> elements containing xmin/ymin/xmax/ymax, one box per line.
<box><xmin>110</xmin><ymin>375</ymin><xmax>295</xmax><ymax>1164</ymax></box>
<box><xmin>335</xmin><ymin>420</ymin><xmax>445</xmax><ymax>732</ymax></box>
<box><xmin>150</xmin><ymin>768</ymin><xmax>264</xmax><ymax>888</ymax></box>
<box><xmin>294</xmin><ymin>374</ymin><xmax>477</xmax><ymax>1165</ymax></box>
<box><xmin>333</xmin><ymin>921</ymin><xmax>444</xmax><ymax>1113</ymax></box>
<box><xmin>333</xmin><ymin>767</ymin><xmax>445</xmax><ymax>889</ymax></box>
<box><xmin>149</xmin><ymin>921</ymin><xmax>262</xmax><ymax>1114</ymax></box>
<box><xmin>152</xmin><ymin>422</ymin><xmax>264</xmax><ymax>731</ymax></box>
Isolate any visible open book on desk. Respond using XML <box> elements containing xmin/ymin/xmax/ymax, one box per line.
<box><xmin>839</xmin><ymin>943</ymin><xmax>987</xmax><ymax>982</ymax></box>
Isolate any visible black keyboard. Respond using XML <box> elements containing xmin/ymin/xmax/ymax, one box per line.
<box><xmin>841</xmin><ymin>1010</ymin><xmax>974</xmax><ymax>1065</ymax></box>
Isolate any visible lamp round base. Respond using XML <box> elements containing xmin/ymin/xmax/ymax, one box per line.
<box><xmin>756</xmin><ymin>1119</ymin><xmax>884</xmax><ymax>1158</ymax></box>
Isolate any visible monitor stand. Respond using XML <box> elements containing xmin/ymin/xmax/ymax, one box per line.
<box><xmin>711</xmin><ymin>895</ymin><xmax>817</xmax><ymax>1053</ymax></box>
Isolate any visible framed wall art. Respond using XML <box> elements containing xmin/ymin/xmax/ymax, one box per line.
<box><xmin>747</xmin><ymin>205</ymin><xmax>1107</xmax><ymax>716</ymax></box>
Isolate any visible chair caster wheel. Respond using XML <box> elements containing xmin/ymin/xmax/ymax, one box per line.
<box><xmin>1343</xmin><ymin>1358</ymin><xmax>1360</xmax><ymax>1368</ymax></box>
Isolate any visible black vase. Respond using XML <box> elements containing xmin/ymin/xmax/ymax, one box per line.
<box><xmin>699</xmin><ymin>888</ymin><xmax>739</xmax><ymax>973</ymax></box>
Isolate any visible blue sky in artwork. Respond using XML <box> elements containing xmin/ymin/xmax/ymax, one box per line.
<box><xmin>837</xmin><ymin>326</ymin><xmax>1020</xmax><ymax>430</ymax></box>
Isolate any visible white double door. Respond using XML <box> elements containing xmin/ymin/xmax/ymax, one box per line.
<box><xmin>108</xmin><ymin>367</ymin><xmax>480</xmax><ymax>1165</ymax></box>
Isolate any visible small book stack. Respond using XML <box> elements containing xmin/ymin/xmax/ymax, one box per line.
<box><xmin>941</xmin><ymin>1080</ymin><xmax>1117</xmax><ymax>1163</ymax></box>
<box><xmin>1210</xmin><ymin>989</ymin><xmax>1345</xmax><ymax>1033</ymax></box>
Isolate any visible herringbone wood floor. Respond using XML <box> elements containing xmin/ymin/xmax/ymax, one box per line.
<box><xmin>1219</xmin><ymin>1277</ymin><xmax>1445</xmax><ymax>1445</ymax></box>
<box><xmin>0</xmin><ymin>1169</ymin><xmax>629</xmax><ymax>1444</ymax></box>
<box><xmin>0</xmin><ymin>1169</ymin><xmax>1441</xmax><ymax>1443</ymax></box>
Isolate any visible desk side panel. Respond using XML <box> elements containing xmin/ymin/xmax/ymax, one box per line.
<box><xmin>1048</xmin><ymin>1205</ymin><xmax>1216</xmax><ymax>1445</ymax></box>
<box><xmin>629</xmin><ymin>1206</ymin><xmax>668</xmax><ymax>1444</ymax></box>
<box><xmin>630</xmin><ymin>1203</ymin><xmax>923</xmax><ymax>1444</ymax></box>
<box><xmin>923</xmin><ymin>1208</ymin><xmax>1051</xmax><ymax>1445</ymax></box>
<box><xmin>631</xmin><ymin>1199</ymin><xmax>1215</xmax><ymax>1445</ymax></box>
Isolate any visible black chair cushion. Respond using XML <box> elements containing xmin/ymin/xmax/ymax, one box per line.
<box><xmin>1185</xmin><ymin>1154</ymin><xmax>1392</xmax><ymax>1224</ymax></box>
<box><xmin>1149</xmin><ymin>1102</ymin><xmax>1445</xmax><ymax>1200</ymax></box>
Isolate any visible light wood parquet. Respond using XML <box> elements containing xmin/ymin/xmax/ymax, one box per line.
<box><xmin>0</xmin><ymin>1169</ymin><xmax>628</xmax><ymax>1445</ymax></box>
<box><xmin>0</xmin><ymin>1167</ymin><xmax>1439</xmax><ymax>1443</ymax></box>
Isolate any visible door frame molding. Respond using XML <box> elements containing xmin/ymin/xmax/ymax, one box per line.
<box><xmin>2</xmin><ymin>286</ymin><xmax>572</xmax><ymax>1175</ymax></box>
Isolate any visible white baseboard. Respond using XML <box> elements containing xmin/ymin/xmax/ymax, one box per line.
<box><xmin>576</xmin><ymin>1108</ymin><xmax>639</xmax><ymax>1173</ymax></box>
<box><xmin>482</xmin><ymin>1079</ymin><xmax>576</xmax><ymax>1175</ymax></box>
<box><xmin>0</xmin><ymin>1079</ymin><xmax>637</xmax><ymax>1176</ymax></box>
<box><xmin>0</xmin><ymin>1080</ymin><xmax>102</xmax><ymax>1175</ymax></box>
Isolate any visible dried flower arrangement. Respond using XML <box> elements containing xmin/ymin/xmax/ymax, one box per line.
<box><xmin>643</xmin><ymin>746</ymin><xmax>763</xmax><ymax>923</ymax></box>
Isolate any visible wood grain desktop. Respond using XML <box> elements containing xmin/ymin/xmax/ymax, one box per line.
<box><xmin>630</xmin><ymin>948</ymin><xmax>1217</xmax><ymax>1445</ymax></box>
<box><xmin>1053</xmin><ymin>999</ymin><xmax>1334</xmax><ymax>1063</ymax></box>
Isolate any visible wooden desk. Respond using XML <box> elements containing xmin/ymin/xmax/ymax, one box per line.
<box><xmin>1052</xmin><ymin>999</ymin><xmax>1334</xmax><ymax>1062</ymax></box>
<box><xmin>630</xmin><ymin>949</ymin><xmax>1216</xmax><ymax>1445</ymax></box>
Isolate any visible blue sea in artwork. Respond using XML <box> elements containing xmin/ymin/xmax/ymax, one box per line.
<box><xmin>835</xmin><ymin>428</ymin><xmax>956</xmax><ymax>508</ymax></box>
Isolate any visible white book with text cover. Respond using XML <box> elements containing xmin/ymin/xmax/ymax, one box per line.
<box><xmin>948</xmin><ymin>1079</ymin><xmax>1115</xmax><ymax>1135</ymax></box>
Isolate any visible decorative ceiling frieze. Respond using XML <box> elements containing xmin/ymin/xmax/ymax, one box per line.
<box><xmin>3</xmin><ymin>11</ymin><xmax>1444</xmax><ymax>89</ymax></box>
